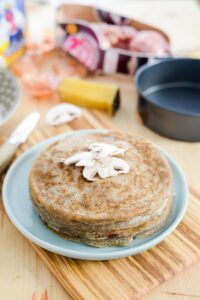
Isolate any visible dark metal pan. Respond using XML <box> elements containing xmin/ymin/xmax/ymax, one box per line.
<box><xmin>135</xmin><ymin>58</ymin><xmax>200</xmax><ymax>141</ymax></box>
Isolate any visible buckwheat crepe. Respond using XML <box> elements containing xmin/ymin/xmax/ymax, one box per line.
<box><xmin>29</xmin><ymin>132</ymin><xmax>173</xmax><ymax>247</ymax></box>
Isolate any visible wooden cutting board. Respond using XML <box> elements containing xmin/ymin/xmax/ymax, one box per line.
<box><xmin>10</xmin><ymin>107</ymin><xmax>200</xmax><ymax>300</ymax></box>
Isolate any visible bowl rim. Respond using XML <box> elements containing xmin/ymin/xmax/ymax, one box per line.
<box><xmin>0</xmin><ymin>68</ymin><xmax>21</xmax><ymax>126</ymax></box>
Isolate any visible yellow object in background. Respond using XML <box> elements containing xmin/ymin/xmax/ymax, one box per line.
<box><xmin>58</xmin><ymin>78</ymin><xmax>120</xmax><ymax>115</ymax></box>
<box><xmin>0</xmin><ymin>40</ymin><xmax>9</xmax><ymax>54</ymax></box>
<box><xmin>191</xmin><ymin>50</ymin><xmax>200</xmax><ymax>59</ymax></box>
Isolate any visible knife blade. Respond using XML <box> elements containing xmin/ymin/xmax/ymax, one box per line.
<box><xmin>0</xmin><ymin>111</ymin><xmax>40</xmax><ymax>173</ymax></box>
<box><xmin>8</xmin><ymin>111</ymin><xmax>40</xmax><ymax>144</ymax></box>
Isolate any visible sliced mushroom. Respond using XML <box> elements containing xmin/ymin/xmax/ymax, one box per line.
<box><xmin>46</xmin><ymin>103</ymin><xmax>82</xmax><ymax>126</ymax></box>
<box><xmin>64</xmin><ymin>152</ymin><xmax>92</xmax><ymax>165</ymax></box>
<box><xmin>110</xmin><ymin>157</ymin><xmax>130</xmax><ymax>174</ymax></box>
<box><xmin>83</xmin><ymin>165</ymin><xmax>99</xmax><ymax>181</ymax></box>
<box><xmin>61</xmin><ymin>142</ymin><xmax>130</xmax><ymax>181</ymax></box>
<box><xmin>98</xmin><ymin>164</ymin><xmax>118</xmax><ymax>179</ymax></box>
<box><xmin>89</xmin><ymin>143</ymin><xmax>127</xmax><ymax>158</ymax></box>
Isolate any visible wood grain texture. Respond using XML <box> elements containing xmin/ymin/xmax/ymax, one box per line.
<box><xmin>3</xmin><ymin>108</ymin><xmax>199</xmax><ymax>300</ymax></box>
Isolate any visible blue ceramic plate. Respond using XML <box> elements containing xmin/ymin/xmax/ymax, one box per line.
<box><xmin>3</xmin><ymin>129</ymin><xmax>188</xmax><ymax>260</ymax></box>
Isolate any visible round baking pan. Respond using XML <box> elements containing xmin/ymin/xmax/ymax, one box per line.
<box><xmin>135</xmin><ymin>58</ymin><xmax>200</xmax><ymax>141</ymax></box>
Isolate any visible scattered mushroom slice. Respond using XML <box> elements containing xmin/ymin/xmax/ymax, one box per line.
<box><xmin>46</xmin><ymin>103</ymin><xmax>82</xmax><ymax>126</ymax></box>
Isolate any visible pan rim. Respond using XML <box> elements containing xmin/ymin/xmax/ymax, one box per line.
<box><xmin>135</xmin><ymin>57</ymin><xmax>200</xmax><ymax>118</ymax></box>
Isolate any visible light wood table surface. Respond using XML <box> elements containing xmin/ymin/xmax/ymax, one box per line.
<box><xmin>1</xmin><ymin>1</ymin><xmax>200</xmax><ymax>299</ymax></box>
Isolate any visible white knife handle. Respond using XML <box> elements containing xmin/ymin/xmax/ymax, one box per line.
<box><xmin>0</xmin><ymin>142</ymin><xmax>19</xmax><ymax>173</ymax></box>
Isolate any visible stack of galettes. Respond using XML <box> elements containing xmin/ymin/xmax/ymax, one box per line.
<box><xmin>29</xmin><ymin>132</ymin><xmax>173</xmax><ymax>247</ymax></box>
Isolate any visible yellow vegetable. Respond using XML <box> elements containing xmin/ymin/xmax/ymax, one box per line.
<box><xmin>58</xmin><ymin>78</ymin><xmax>120</xmax><ymax>115</ymax></box>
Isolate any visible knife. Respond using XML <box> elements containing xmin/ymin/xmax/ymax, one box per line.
<box><xmin>0</xmin><ymin>111</ymin><xmax>40</xmax><ymax>173</ymax></box>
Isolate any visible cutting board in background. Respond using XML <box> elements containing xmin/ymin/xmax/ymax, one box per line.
<box><xmin>10</xmin><ymin>108</ymin><xmax>200</xmax><ymax>300</ymax></box>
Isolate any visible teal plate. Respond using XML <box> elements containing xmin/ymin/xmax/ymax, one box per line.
<box><xmin>3</xmin><ymin>129</ymin><xmax>188</xmax><ymax>260</ymax></box>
